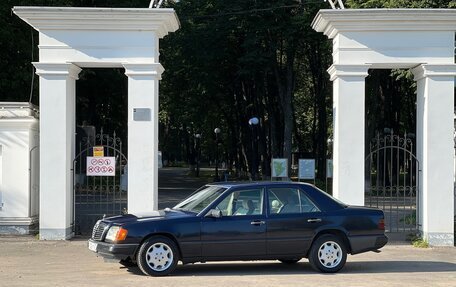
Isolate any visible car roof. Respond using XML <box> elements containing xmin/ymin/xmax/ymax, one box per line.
<box><xmin>206</xmin><ymin>181</ymin><xmax>314</xmax><ymax>189</ymax></box>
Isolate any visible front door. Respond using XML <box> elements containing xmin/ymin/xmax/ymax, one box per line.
<box><xmin>201</xmin><ymin>187</ymin><xmax>266</xmax><ymax>259</ymax></box>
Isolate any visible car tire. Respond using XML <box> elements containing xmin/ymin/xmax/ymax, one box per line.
<box><xmin>279</xmin><ymin>259</ymin><xmax>301</xmax><ymax>264</ymax></box>
<box><xmin>308</xmin><ymin>234</ymin><xmax>347</xmax><ymax>273</ymax></box>
<box><xmin>137</xmin><ymin>236</ymin><xmax>179</xmax><ymax>276</ymax></box>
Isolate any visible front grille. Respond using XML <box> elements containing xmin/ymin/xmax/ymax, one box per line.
<box><xmin>92</xmin><ymin>221</ymin><xmax>108</xmax><ymax>241</ymax></box>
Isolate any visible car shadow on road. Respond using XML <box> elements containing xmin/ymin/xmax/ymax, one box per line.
<box><xmin>344</xmin><ymin>260</ymin><xmax>456</xmax><ymax>274</ymax></box>
<box><xmin>122</xmin><ymin>260</ymin><xmax>456</xmax><ymax>277</ymax></box>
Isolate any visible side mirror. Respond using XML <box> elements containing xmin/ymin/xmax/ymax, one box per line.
<box><xmin>205</xmin><ymin>209</ymin><xmax>222</xmax><ymax>218</ymax></box>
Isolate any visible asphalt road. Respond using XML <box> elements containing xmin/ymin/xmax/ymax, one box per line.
<box><xmin>157</xmin><ymin>167</ymin><xmax>209</xmax><ymax>209</ymax></box>
<box><xmin>3</xmin><ymin>168</ymin><xmax>454</xmax><ymax>286</ymax></box>
<box><xmin>0</xmin><ymin>237</ymin><xmax>455</xmax><ymax>287</ymax></box>
<box><xmin>74</xmin><ymin>167</ymin><xmax>208</xmax><ymax>235</ymax></box>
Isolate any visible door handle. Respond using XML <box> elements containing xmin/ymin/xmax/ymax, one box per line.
<box><xmin>250</xmin><ymin>220</ymin><xmax>265</xmax><ymax>226</ymax></box>
<box><xmin>307</xmin><ymin>218</ymin><xmax>322</xmax><ymax>223</ymax></box>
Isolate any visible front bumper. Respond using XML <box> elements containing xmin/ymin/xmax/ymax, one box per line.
<box><xmin>88</xmin><ymin>239</ymin><xmax>138</xmax><ymax>261</ymax></box>
<box><xmin>348</xmin><ymin>234</ymin><xmax>388</xmax><ymax>255</ymax></box>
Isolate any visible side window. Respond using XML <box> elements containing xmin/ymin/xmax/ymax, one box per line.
<box><xmin>214</xmin><ymin>188</ymin><xmax>263</xmax><ymax>216</ymax></box>
<box><xmin>268</xmin><ymin>188</ymin><xmax>319</xmax><ymax>215</ymax></box>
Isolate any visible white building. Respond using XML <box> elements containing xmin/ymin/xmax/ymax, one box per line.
<box><xmin>0</xmin><ymin>103</ymin><xmax>39</xmax><ymax>234</ymax></box>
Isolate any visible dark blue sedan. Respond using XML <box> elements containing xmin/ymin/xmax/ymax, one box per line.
<box><xmin>88</xmin><ymin>182</ymin><xmax>387</xmax><ymax>276</ymax></box>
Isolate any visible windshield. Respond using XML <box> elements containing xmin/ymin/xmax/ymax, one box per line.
<box><xmin>173</xmin><ymin>185</ymin><xmax>227</xmax><ymax>213</ymax></box>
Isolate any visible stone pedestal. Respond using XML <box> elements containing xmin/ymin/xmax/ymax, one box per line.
<box><xmin>124</xmin><ymin>63</ymin><xmax>164</xmax><ymax>213</ymax></box>
<box><xmin>328</xmin><ymin>65</ymin><xmax>370</xmax><ymax>206</ymax></box>
<box><xmin>34</xmin><ymin>63</ymin><xmax>80</xmax><ymax>240</ymax></box>
<box><xmin>412</xmin><ymin>64</ymin><xmax>456</xmax><ymax>246</ymax></box>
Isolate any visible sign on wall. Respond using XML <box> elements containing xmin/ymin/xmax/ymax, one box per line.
<box><xmin>87</xmin><ymin>156</ymin><xmax>115</xmax><ymax>176</ymax></box>
<box><xmin>327</xmin><ymin>159</ymin><xmax>333</xmax><ymax>178</ymax></box>
<box><xmin>298</xmin><ymin>159</ymin><xmax>315</xmax><ymax>180</ymax></box>
<box><xmin>271</xmin><ymin>158</ymin><xmax>288</xmax><ymax>178</ymax></box>
<box><xmin>92</xmin><ymin>146</ymin><xmax>104</xmax><ymax>157</ymax></box>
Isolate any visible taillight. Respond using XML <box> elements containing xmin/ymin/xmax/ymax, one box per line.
<box><xmin>378</xmin><ymin>218</ymin><xmax>385</xmax><ymax>230</ymax></box>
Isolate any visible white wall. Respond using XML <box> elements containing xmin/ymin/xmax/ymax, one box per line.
<box><xmin>0</xmin><ymin>103</ymin><xmax>39</xmax><ymax>234</ymax></box>
<box><xmin>333</xmin><ymin>31</ymin><xmax>454</xmax><ymax>67</ymax></box>
<box><xmin>39</xmin><ymin>30</ymin><xmax>160</xmax><ymax>67</ymax></box>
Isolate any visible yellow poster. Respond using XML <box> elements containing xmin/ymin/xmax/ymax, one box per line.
<box><xmin>93</xmin><ymin>146</ymin><xmax>104</xmax><ymax>157</ymax></box>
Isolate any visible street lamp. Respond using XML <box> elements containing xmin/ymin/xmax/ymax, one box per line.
<box><xmin>327</xmin><ymin>138</ymin><xmax>333</xmax><ymax>157</ymax></box>
<box><xmin>214</xmin><ymin>128</ymin><xmax>221</xmax><ymax>181</ymax></box>
<box><xmin>249</xmin><ymin>117</ymin><xmax>259</xmax><ymax>181</ymax></box>
<box><xmin>326</xmin><ymin>137</ymin><xmax>333</xmax><ymax>193</ymax></box>
<box><xmin>194</xmin><ymin>133</ymin><xmax>201</xmax><ymax>177</ymax></box>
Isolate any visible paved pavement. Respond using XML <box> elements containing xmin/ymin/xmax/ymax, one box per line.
<box><xmin>0</xmin><ymin>236</ymin><xmax>455</xmax><ymax>287</ymax></box>
<box><xmin>1</xmin><ymin>169</ymin><xmax>455</xmax><ymax>286</ymax></box>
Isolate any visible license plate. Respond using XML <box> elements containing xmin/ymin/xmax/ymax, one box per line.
<box><xmin>88</xmin><ymin>241</ymin><xmax>98</xmax><ymax>252</ymax></box>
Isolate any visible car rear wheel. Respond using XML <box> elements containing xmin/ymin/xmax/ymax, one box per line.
<box><xmin>308</xmin><ymin>234</ymin><xmax>347</xmax><ymax>273</ymax></box>
<box><xmin>137</xmin><ymin>236</ymin><xmax>179</xmax><ymax>276</ymax></box>
<box><xmin>279</xmin><ymin>259</ymin><xmax>301</xmax><ymax>264</ymax></box>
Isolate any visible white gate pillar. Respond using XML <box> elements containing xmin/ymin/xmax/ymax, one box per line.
<box><xmin>123</xmin><ymin>63</ymin><xmax>163</xmax><ymax>213</ymax></box>
<box><xmin>33</xmin><ymin>63</ymin><xmax>81</xmax><ymax>240</ymax></box>
<box><xmin>328</xmin><ymin>64</ymin><xmax>370</xmax><ymax>206</ymax></box>
<box><xmin>412</xmin><ymin>64</ymin><xmax>456</xmax><ymax>246</ymax></box>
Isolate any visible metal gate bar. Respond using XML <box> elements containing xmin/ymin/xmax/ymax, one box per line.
<box><xmin>72</xmin><ymin>130</ymin><xmax>127</xmax><ymax>235</ymax></box>
<box><xmin>365</xmin><ymin>131</ymin><xmax>419</xmax><ymax>234</ymax></box>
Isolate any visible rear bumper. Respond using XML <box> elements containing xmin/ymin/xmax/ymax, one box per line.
<box><xmin>88</xmin><ymin>239</ymin><xmax>138</xmax><ymax>261</ymax></box>
<box><xmin>348</xmin><ymin>234</ymin><xmax>388</xmax><ymax>255</ymax></box>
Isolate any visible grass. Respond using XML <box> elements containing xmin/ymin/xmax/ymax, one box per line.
<box><xmin>410</xmin><ymin>235</ymin><xmax>429</xmax><ymax>248</ymax></box>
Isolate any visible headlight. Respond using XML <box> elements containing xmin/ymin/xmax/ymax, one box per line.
<box><xmin>105</xmin><ymin>226</ymin><xmax>128</xmax><ymax>242</ymax></box>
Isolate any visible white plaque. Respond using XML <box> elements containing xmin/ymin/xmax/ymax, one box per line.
<box><xmin>87</xmin><ymin>156</ymin><xmax>116</xmax><ymax>176</ymax></box>
<box><xmin>299</xmin><ymin>159</ymin><xmax>315</xmax><ymax>179</ymax></box>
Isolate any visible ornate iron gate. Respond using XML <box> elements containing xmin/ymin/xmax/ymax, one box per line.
<box><xmin>72</xmin><ymin>131</ymin><xmax>127</xmax><ymax>235</ymax></box>
<box><xmin>365</xmin><ymin>131</ymin><xmax>419</xmax><ymax>233</ymax></box>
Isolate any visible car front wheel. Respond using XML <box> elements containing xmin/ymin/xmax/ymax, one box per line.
<box><xmin>137</xmin><ymin>236</ymin><xmax>179</xmax><ymax>276</ymax></box>
<box><xmin>308</xmin><ymin>234</ymin><xmax>347</xmax><ymax>273</ymax></box>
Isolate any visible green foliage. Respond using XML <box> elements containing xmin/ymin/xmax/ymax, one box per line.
<box><xmin>159</xmin><ymin>0</ymin><xmax>332</xmax><ymax>176</ymax></box>
<box><xmin>346</xmin><ymin>0</ymin><xmax>455</xmax><ymax>8</ymax></box>
<box><xmin>1</xmin><ymin>0</ymin><xmax>453</xmax><ymax>178</ymax></box>
<box><xmin>0</xmin><ymin>0</ymin><xmax>151</xmax><ymax>105</ymax></box>
<box><xmin>411</xmin><ymin>235</ymin><xmax>429</xmax><ymax>248</ymax></box>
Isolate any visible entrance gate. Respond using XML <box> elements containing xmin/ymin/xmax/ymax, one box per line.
<box><xmin>72</xmin><ymin>131</ymin><xmax>127</xmax><ymax>235</ymax></box>
<box><xmin>365</xmin><ymin>131</ymin><xmax>419</xmax><ymax>234</ymax></box>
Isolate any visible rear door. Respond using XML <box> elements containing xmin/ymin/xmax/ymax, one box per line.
<box><xmin>266</xmin><ymin>185</ymin><xmax>324</xmax><ymax>256</ymax></box>
<box><xmin>201</xmin><ymin>187</ymin><xmax>266</xmax><ymax>258</ymax></box>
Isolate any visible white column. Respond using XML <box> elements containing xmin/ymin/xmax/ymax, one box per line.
<box><xmin>33</xmin><ymin>63</ymin><xmax>81</xmax><ymax>240</ymax></box>
<box><xmin>412</xmin><ymin>64</ymin><xmax>456</xmax><ymax>246</ymax></box>
<box><xmin>123</xmin><ymin>63</ymin><xmax>163</xmax><ymax>213</ymax></box>
<box><xmin>328</xmin><ymin>64</ymin><xmax>370</xmax><ymax>206</ymax></box>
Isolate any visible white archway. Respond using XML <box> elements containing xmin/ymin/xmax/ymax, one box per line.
<box><xmin>312</xmin><ymin>9</ymin><xmax>456</xmax><ymax>246</ymax></box>
<box><xmin>13</xmin><ymin>7</ymin><xmax>179</xmax><ymax>239</ymax></box>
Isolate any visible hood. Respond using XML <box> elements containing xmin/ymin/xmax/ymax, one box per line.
<box><xmin>103</xmin><ymin>208</ymin><xmax>195</xmax><ymax>224</ymax></box>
